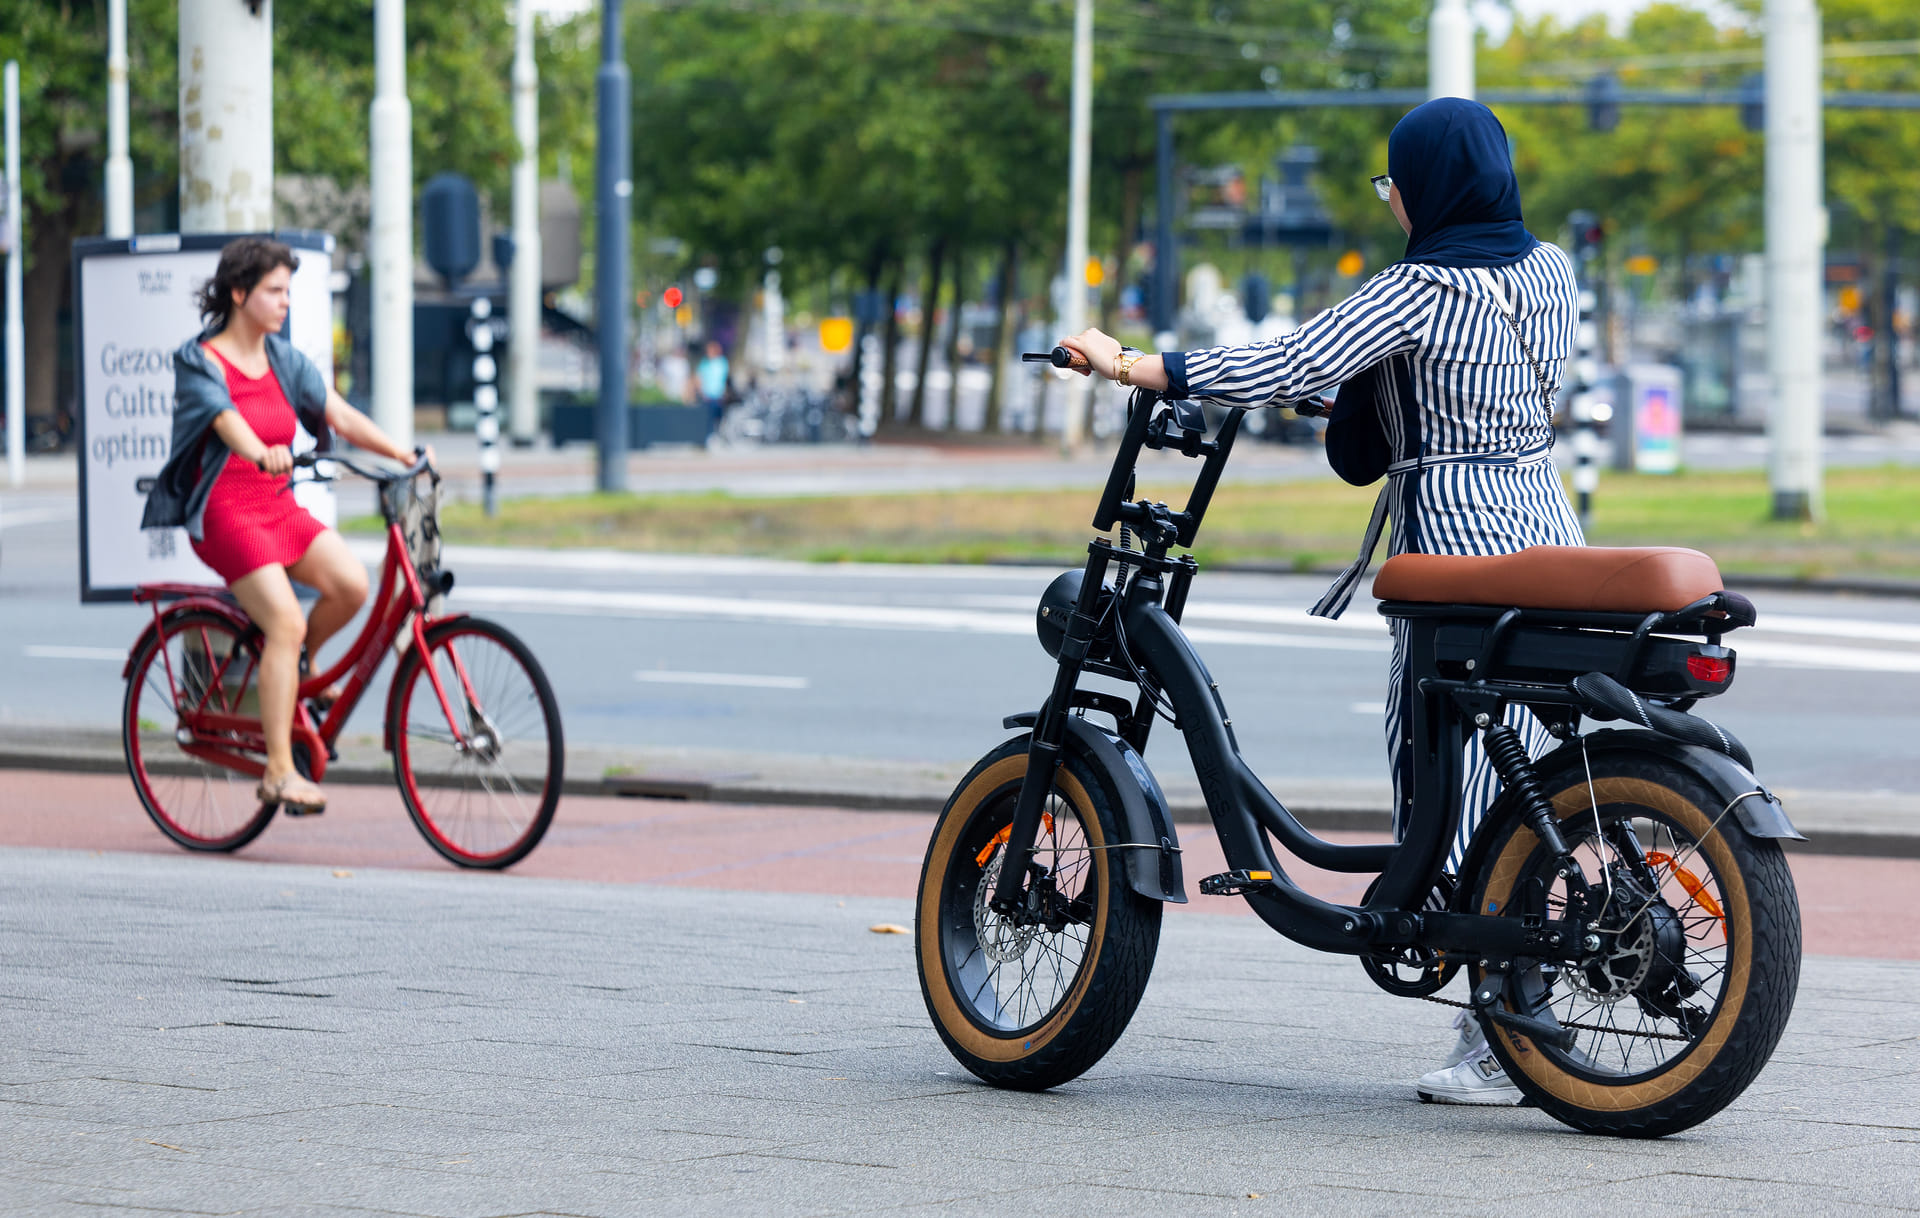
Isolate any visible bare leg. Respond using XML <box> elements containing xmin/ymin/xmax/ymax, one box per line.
<box><xmin>288</xmin><ymin>529</ymin><xmax>370</xmax><ymax>669</ymax></box>
<box><xmin>228</xmin><ymin>564</ymin><xmax>307</xmax><ymax>783</ymax></box>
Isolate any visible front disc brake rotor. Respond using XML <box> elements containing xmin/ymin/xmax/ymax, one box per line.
<box><xmin>973</xmin><ymin>848</ymin><xmax>1039</xmax><ymax>965</ymax></box>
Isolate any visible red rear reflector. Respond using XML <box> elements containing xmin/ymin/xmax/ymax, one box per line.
<box><xmin>1687</xmin><ymin>653</ymin><xmax>1733</xmax><ymax>683</ymax></box>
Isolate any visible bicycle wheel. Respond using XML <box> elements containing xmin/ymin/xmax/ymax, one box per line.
<box><xmin>1465</xmin><ymin>752</ymin><xmax>1801</xmax><ymax>1137</ymax></box>
<box><xmin>390</xmin><ymin>617</ymin><xmax>563</xmax><ymax>869</ymax></box>
<box><xmin>916</xmin><ymin>736</ymin><xmax>1161</xmax><ymax>1090</ymax></box>
<box><xmin>123</xmin><ymin>610</ymin><xmax>277</xmax><ymax>852</ymax></box>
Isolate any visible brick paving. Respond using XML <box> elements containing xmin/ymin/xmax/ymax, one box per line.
<box><xmin>1</xmin><ymin>770</ymin><xmax>1914</xmax><ymax>961</ymax></box>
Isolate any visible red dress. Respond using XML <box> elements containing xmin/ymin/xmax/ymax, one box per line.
<box><xmin>190</xmin><ymin>344</ymin><xmax>327</xmax><ymax>583</ymax></box>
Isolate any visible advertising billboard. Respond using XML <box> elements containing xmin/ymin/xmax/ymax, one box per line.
<box><xmin>72</xmin><ymin>231</ymin><xmax>335</xmax><ymax>602</ymax></box>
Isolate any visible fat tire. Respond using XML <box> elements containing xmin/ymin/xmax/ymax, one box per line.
<box><xmin>915</xmin><ymin>735</ymin><xmax>1161</xmax><ymax>1090</ymax></box>
<box><xmin>1467</xmin><ymin>751</ymin><xmax>1801</xmax><ymax>1137</ymax></box>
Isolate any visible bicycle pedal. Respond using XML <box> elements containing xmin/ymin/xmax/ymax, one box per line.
<box><xmin>1198</xmin><ymin>869</ymin><xmax>1274</xmax><ymax>897</ymax></box>
<box><xmin>279</xmin><ymin>803</ymin><xmax>326</xmax><ymax>818</ymax></box>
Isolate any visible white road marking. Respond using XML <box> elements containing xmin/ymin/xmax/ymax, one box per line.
<box><xmin>450</xmin><ymin>584</ymin><xmax>1920</xmax><ymax>673</ymax></box>
<box><xmin>0</xmin><ymin>507</ymin><xmax>74</xmax><ymax>531</ymax></box>
<box><xmin>1753</xmin><ymin>614</ymin><xmax>1920</xmax><ymax>645</ymax></box>
<box><xmin>1730</xmin><ymin>638</ymin><xmax>1920</xmax><ymax>673</ymax></box>
<box><xmin>453</xmin><ymin>585</ymin><xmax>1392</xmax><ymax>652</ymax></box>
<box><xmin>1350</xmin><ymin>701</ymin><xmax>1387</xmax><ymax>715</ymax></box>
<box><xmin>634</xmin><ymin>670</ymin><xmax>809</xmax><ymax>690</ymax></box>
<box><xmin>24</xmin><ymin>645</ymin><xmax>126</xmax><ymax>662</ymax></box>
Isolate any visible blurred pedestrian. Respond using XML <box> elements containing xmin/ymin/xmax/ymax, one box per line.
<box><xmin>696</xmin><ymin>340</ymin><xmax>731</xmax><ymax>434</ymax></box>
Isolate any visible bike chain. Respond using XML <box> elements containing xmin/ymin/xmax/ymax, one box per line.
<box><xmin>1418</xmin><ymin>993</ymin><xmax>1693</xmax><ymax>1043</ymax></box>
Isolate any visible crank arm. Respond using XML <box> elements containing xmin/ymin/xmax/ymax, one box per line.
<box><xmin>1470</xmin><ymin>964</ymin><xmax>1576</xmax><ymax>1051</ymax></box>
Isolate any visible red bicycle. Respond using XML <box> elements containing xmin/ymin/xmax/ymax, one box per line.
<box><xmin>121</xmin><ymin>450</ymin><xmax>564</xmax><ymax>868</ymax></box>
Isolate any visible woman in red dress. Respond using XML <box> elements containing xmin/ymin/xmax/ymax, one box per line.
<box><xmin>173</xmin><ymin>238</ymin><xmax>420</xmax><ymax>814</ymax></box>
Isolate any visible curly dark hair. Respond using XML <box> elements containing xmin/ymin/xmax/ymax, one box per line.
<box><xmin>195</xmin><ymin>236</ymin><xmax>300</xmax><ymax>332</ymax></box>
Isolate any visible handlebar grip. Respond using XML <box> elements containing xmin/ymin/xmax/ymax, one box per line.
<box><xmin>1019</xmin><ymin>347</ymin><xmax>1090</xmax><ymax>370</ymax></box>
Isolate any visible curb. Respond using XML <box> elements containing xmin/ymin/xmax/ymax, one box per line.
<box><xmin>4</xmin><ymin>739</ymin><xmax>1911</xmax><ymax>859</ymax></box>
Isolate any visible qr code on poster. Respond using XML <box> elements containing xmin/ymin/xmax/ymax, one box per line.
<box><xmin>146</xmin><ymin>529</ymin><xmax>177</xmax><ymax>560</ymax></box>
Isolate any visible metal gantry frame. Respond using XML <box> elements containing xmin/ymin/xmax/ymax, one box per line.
<box><xmin>1148</xmin><ymin>87</ymin><xmax>1920</xmax><ymax>336</ymax></box>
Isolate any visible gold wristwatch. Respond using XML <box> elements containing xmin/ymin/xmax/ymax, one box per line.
<box><xmin>1113</xmin><ymin>349</ymin><xmax>1144</xmax><ymax>387</ymax></box>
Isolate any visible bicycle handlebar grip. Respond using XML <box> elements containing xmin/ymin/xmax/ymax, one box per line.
<box><xmin>1019</xmin><ymin>348</ymin><xmax>1090</xmax><ymax>370</ymax></box>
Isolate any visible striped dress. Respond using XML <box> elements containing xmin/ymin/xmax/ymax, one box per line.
<box><xmin>1173</xmin><ymin>242</ymin><xmax>1586</xmax><ymax>865</ymax></box>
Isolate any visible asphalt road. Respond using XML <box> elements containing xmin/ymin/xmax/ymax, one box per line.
<box><xmin>3</xmin><ymin>487</ymin><xmax>1917</xmax><ymax>796</ymax></box>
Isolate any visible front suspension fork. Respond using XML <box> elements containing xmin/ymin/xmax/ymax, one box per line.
<box><xmin>991</xmin><ymin>547</ymin><xmax>1113</xmax><ymax>916</ymax></box>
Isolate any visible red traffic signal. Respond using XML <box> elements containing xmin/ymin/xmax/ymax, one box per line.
<box><xmin>662</xmin><ymin>286</ymin><xmax>684</xmax><ymax>309</ymax></box>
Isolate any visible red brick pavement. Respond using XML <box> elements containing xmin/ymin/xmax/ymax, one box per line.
<box><xmin>3</xmin><ymin>770</ymin><xmax>1911</xmax><ymax>960</ymax></box>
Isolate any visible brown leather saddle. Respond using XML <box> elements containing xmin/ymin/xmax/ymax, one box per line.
<box><xmin>1372</xmin><ymin>546</ymin><xmax>1727</xmax><ymax>615</ymax></box>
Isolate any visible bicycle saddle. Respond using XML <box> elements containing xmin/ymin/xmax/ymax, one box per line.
<box><xmin>1372</xmin><ymin>546</ymin><xmax>1726</xmax><ymax>615</ymax></box>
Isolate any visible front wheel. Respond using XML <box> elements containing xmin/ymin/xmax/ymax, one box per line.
<box><xmin>1466</xmin><ymin>752</ymin><xmax>1801</xmax><ymax>1137</ymax></box>
<box><xmin>390</xmin><ymin>617</ymin><xmax>563</xmax><ymax>869</ymax></box>
<box><xmin>915</xmin><ymin>736</ymin><xmax>1161</xmax><ymax>1090</ymax></box>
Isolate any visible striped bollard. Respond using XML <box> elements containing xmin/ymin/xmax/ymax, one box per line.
<box><xmin>469</xmin><ymin>296</ymin><xmax>500</xmax><ymax>517</ymax></box>
<box><xmin>1570</xmin><ymin>284</ymin><xmax>1602</xmax><ymax>530</ymax></box>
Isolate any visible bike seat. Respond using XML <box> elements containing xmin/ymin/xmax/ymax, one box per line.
<box><xmin>1372</xmin><ymin>546</ymin><xmax>1725</xmax><ymax>614</ymax></box>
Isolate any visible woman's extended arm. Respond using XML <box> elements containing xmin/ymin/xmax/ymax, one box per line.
<box><xmin>323</xmin><ymin>388</ymin><xmax>425</xmax><ymax>464</ymax></box>
<box><xmin>210</xmin><ymin>410</ymin><xmax>293</xmax><ymax>475</ymax></box>
<box><xmin>1059</xmin><ymin>266</ymin><xmax>1433</xmax><ymax>405</ymax></box>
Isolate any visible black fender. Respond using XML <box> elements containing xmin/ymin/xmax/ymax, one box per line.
<box><xmin>1453</xmin><ymin>726</ymin><xmax>1804</xmax><ymax>907</ymax></box>
<box><xmin>121</xmin><ymin>598</ymin><xmax>256</xmax><ymax>679</ymax></box>
<box><xmin>1005</xmin><ymin>711</ymin><xmax>1186</xmax><ymax>903</ymax></box>
<box><xmin>1570</xmin><ymin>729</ymin><xmax>1803</xmax><ymax>840</ymax></box>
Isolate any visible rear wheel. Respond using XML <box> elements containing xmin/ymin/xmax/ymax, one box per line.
<box><xmin>390</xmin><ymin>617</ymin><xmax>563</xmax><ymax>869</ymax></box>
<box><xmin>123</xmin><ymin>610</ymin><xmax>276</xmax><ymax>852</ymax></box>
<box><xmin>1466</xmin><ymin>753</ymin><xmax>1801</xmax><ymax>1137</ymax></box>
<box><xmin>916</xmin><ymin>736</ymin><xmax>1161</xmax><ymax>1090</ymax></box>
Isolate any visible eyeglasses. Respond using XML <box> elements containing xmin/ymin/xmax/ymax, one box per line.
<box><xmin>1371</xmin><ymin>174</ymin><xmax>1394</xmax><ymax>202</ymax></box>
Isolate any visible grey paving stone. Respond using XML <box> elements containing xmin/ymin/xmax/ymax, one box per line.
<box><xmin>0</xmin><ymin>846</ymin><xmax>1915</xmax><ymax>1216</ymax></box>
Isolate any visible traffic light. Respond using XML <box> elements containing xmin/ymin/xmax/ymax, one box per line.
<box><xmin>1740</xmin><ymin>73</ymin><xmax>1765</xmax><ymax>133</ymax></box>
<box><xmin>1586</xmin><ymin>73</ymin><xmax>1620</xmax><ymax>134</ymax></box>
<box><xmin>1568</xmin><ymin>211</ymin><xmax>1604</xmax><ymax>269</ymax></box>
<box><xmin>662</xmin><ymin>285</ymin><xmax>684</xmax><ymax>309</ymax></box>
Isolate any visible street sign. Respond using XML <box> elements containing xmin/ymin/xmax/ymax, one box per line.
<box><xmin>72</xmin><ymin>230</ymin><xmax>335</xmax><ymax>602</ymax></box>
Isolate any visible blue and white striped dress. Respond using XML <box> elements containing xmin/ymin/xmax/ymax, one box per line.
<box><xmin>1170</xmin><ymin>242</ymin><xmax>1586</xmax><ymax>865</ymax></box>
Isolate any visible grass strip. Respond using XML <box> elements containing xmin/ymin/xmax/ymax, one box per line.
<box><xmin>346</xmin><ymin>465</ymin><xmax>1920</xmax><ymax>581</ymax></box>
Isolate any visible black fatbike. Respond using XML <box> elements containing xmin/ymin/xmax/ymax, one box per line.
<box><xmin>914</xmin><ymin>357</ymin><xmax>1803</xmax><ymax>1138</ymax></box>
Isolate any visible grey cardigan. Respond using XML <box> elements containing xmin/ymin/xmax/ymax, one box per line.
<box><xmin>141</xmin><ymin>333</ymin><xmax>331</xmax><ymax>542</ymax></box>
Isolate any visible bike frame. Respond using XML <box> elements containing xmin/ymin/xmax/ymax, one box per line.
<box><xmin>990</xmin><ymin>391</ymin><xmax>1592</xmax><ymax>970</ymax></box>
<box><xmin>131</xmin><ymin>481</ymin><xmax>477</xmax><ymax>785</ymax></box>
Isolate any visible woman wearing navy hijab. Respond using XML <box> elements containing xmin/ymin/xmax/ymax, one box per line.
<box><xmin>1061</xmin><ymin>98</ymin><xmax>1584</xmax><ymax>1106</ymax></box>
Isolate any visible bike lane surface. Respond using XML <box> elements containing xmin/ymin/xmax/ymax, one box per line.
<box><xmin>3</xmin><ymin>769</ymin><xmax>1910</xmax><ymax>961</ymax></box>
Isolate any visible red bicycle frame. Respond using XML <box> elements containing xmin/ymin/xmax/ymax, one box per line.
<box><xmin>131</xmin><ymin>518</ymin><xmax>478</xmax><ymax>782</ymax></box>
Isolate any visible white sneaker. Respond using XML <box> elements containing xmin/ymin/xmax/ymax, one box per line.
<box><xmin>1416</xmin><ymin>1046</ymin><xmax>1524</xmax><ymax>1105</ymax></box>
<box><xmin>1442</xmin><ymin>1007</ymin><xmax>1486</xmax><ymax>1069</ymax></box>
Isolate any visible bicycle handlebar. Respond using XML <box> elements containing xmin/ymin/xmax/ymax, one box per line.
<box><xmin>292</xmin><ymin>446</ymin><xmax>435</xmax><ymax>484</ymax></box>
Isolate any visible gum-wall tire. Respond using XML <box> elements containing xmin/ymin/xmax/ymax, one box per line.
<box><xmin>1468</xmin><ymin>753</ymin><xmax>1801</xmax><ymax>1137</ymax></box>
<box><xmin>915</xmin><ymin>736</ymin><xmax>1161</xmax><ymax>1091</ymax></box>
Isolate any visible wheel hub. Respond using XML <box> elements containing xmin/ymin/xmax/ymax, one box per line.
<box><xmin>1570</xmin><ymin>867</ymin><xmax>1688</xmax><ymax>1004</ymax></box>
<box><xmin>973</xmin><ymin>848</ymin><xmax>1039</xmax><ymax>964</ymax></box>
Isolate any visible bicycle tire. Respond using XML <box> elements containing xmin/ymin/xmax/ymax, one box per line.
<box><xmin>389</xmin><ymin>616</ymin><xmax>563</xmax><ymax>869</ymax></box>
<box><xmin>1466</xmin><ymin>752</ymin><xmax>1801</xmax><ymax>1137</ymax></box>
<box><xmin>916</xmin><ymin>736</ymin><xmax>1161</xmax><ymax>1090</ymax></box>
<box><xmin>123</xmin><ymin>609</ymin><xmax>277</xmax><ymax>853</ymax></box>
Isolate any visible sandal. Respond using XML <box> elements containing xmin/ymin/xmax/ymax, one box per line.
<box><xmin>258</xmin><ymin>771</ymin><xmax>327</xmax><ymax>816</ymax></box>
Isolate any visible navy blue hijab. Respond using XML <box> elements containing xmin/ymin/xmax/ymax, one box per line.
<box><xmin>1389</xmin><ymin>98</ymin><xmax>1536</xmax><ymax>268</ymax></box>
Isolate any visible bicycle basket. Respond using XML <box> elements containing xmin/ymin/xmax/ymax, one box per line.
<box><xmin>398</xmin><ymin>476</ymin><xmax>445</xmax><ymax>615</ymax></box>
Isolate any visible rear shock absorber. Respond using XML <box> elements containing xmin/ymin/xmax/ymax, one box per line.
<box><xmin>1481</xmin><ymin>722</ymin><xmax>1574</xmax><ymax>861</ymax></box>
